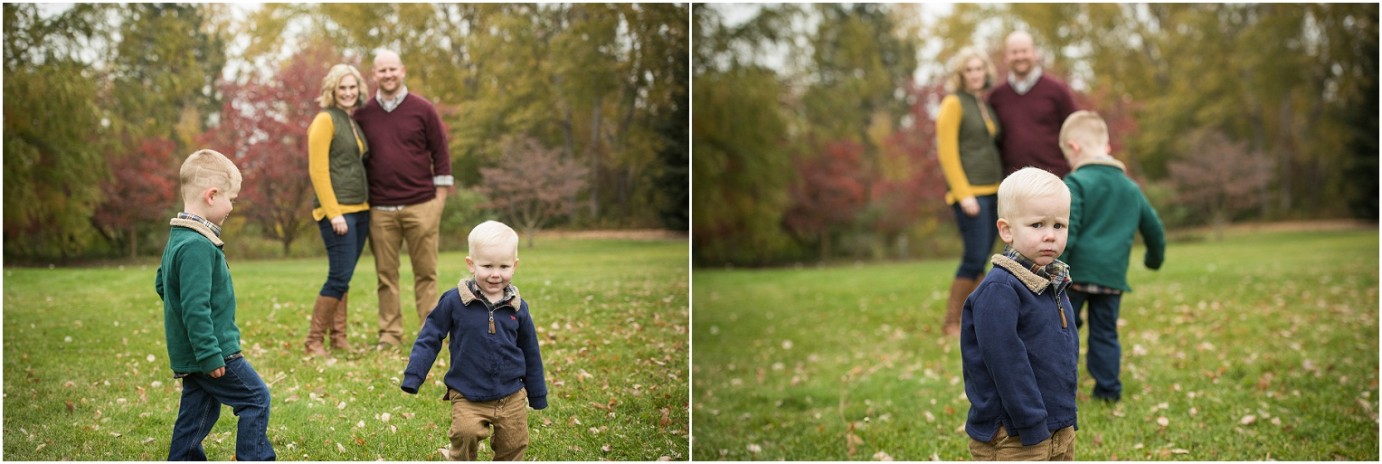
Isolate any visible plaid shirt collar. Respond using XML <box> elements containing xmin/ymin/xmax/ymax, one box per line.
<box><xmin>377</xmin><ymin>86</ymin><xmax>409</xmax><ymax>113</ymax></box>
<box><xmin>464</xmin><ymin>279</ymin><xmax>518</xmax><ymax>309</ymax></box>
<box><xmin>1001</xmin><ymin>246</ymin><xmax>1070</xmax><ymax>289</ymax></box>
<box><xmin>177</xmin><ymin>212</ymin><xmax>221</xmax><ymax>238</ymax></box>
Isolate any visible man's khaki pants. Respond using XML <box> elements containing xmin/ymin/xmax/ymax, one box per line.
<box><xmin>370</xmin><ymin>196</ymin><xmax>444</xmax><ymax>346</ymax></box>
<box><xmin>443</xmin><ymin>388</ymin><xmax>529</xmax><ymax>461</ymax></box>
<box><xmin>969</xmin><ymin>425</ymin><xmax>1075</xmax><ymax>461</ymax></box>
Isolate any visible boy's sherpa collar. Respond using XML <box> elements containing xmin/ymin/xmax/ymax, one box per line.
<box><xmin>170</xmin><ymin>216</ymin><xmax>224</xmax><ymax>247</ymax></box>
<box><xmin>1073</xmin><ymin>155</ymin><xmax>1126</xmax><ymax>172</ymax></box>
<box><xmin>992</xmin><ymin>247</ymin><xmax>1070</xmax><ymax>294</ymax></box>
<box><xmin>457</xmin><ymin>277</ymin><xmax>523</xmax><ymax>309</ymax></box>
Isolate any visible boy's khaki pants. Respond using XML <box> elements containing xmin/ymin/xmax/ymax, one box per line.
<box><xmin>444</xmin><ymin>388</ymin><xmax>529</xmax><ymax>461</ymax></box>
<box><xmin>969</xmin><ymin>425</ymin><xmax>1075</xmax><ymax>461</ymax></box>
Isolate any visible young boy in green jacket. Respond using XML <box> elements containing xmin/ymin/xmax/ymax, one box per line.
<box><xmin>156</xmin><ymin>149</ymin><xmax>275</xmax><ymax>460</ymax></box>
<box><xmin>1057</xmin><ymin>111</ymin><xmax>1166</xmax><ymax>402</ymax></box>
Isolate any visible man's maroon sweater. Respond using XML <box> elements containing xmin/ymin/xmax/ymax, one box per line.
<box><xmin>354</xmin><ymin>93</ymin><xmax>452</xmax><ymax>207</ymax></box>
<box><xmin>988</xmin><ymin>75</ymin><xmax>1078</xmax><ymax>178</ymax></box>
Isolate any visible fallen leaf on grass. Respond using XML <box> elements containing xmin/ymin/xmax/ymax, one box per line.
<box><xmin>1156</xmin><ymin>417</ymin><xmax>1169</xmax><ymax>428</ymax></box>
<box><xmin>1240</xmin><ymin>415</ymin><xmax>1257</xmax><ymax>425</ymax></box>
<box><xmin>355</xmin><ymin>437</ymin><xmax>365</xmax><ymax>446</ymax></box>
<box><xmin>601</xmin><ymin>444</ymin><xmax>612</xmax><ymax>453</ymax></box>
<box><xmin>659</xmin><ymin>408</ymin><xmax>671</xmax><ymax>429</ymax></box>
<box><xmin>872</xmin><ymin>450</ymin><xmax>893</xmax><ymax>461</ymax></box>
<box><xmin>746</xmin><ymin>444</ymin><xmax>762</xmax><ymax>454</ymax></box>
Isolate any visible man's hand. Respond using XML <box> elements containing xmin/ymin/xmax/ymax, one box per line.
<box><xmin>209</xmin><ymin>367</ymin><xmax>225</xmax><ymax>379</ymax></box>
<box><xmin>436</xmin><ymin>187</ymin><xmax>450</xmax><ymax>204</ymax></box>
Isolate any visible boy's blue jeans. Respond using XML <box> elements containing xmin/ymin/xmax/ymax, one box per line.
<box><xmin>1069</xmin><ymin>290</ymin><xmax>1123</xmax><ymax>401</ymax></box>
<box><xmin>317</xmin><ymin>211</ymin><xmax>370</xmax><ymax>299</ymax></box>
<box><xmin>168</xmin><ymin>356</ymin><xmax>275</xmax><ymax>461</ymax></box>
<box><xmin>951</xmin><ymin>195</ymin><xmax>999</xmax><ymax>278</ymax></box>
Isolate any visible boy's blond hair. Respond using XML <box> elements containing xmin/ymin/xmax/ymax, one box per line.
<box><xmin>180</xmin><ymin>149</ymin><xmax>242</xmax><ymax>204</ymax></box>
<box><xmin>317</xmin><ymin>64</ymin><xmax>368</xmax><ymax>110</ymax></box>
<box><xmin>997</xmin><ymin>167</ymin><xmax>1070</xmax><ymax>219</ymax></box>
<box><xmin>468</xmin><ymin>220</ymin><xmax>519</xmax><ymax>257</ymax></box>
<box><xmin>1058</xmin><ymin>110</ymin><xmax>1110</xmax><ymax>158</ymax></box>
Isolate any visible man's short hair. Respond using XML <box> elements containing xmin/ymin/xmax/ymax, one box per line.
<box><xmin>468</xmin><ymin>220</ymin><xmax>519</xmax><ymax>256</ymax></box>
<box><xmin>997</xmin><ymin>167</ymin><xmax>1069</xmax><ymax>220</ymax></box>
<box><xmin>1058</xmin><ymin>110</ymin><xmax>1110</xmax><ymax>157</ymax></box>
<box><xmin>180</xmin><ymin>149</ymin><xmax>242</xmax><ymax>202</ymax></box>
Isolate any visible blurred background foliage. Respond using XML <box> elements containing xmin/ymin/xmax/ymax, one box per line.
<box><xmin>4</xmin><ymin>3</ymin><xmax>688</xmax><ymax>262</ymax></box>
<box><xmin>692</xmin><ymin>3</ymin><xmax>1377</xmax><ymax>267</ymax></box>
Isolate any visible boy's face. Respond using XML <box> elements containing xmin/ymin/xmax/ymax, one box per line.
<box><xmin>466</xmin><ymin>243</ymin><xmax>518</xmax><ymax>300</ymax></box>
<box><xmin>207</xmin><ymin>185</ymin><xmax>238</xmax><ymax>226</ymax></box>
<box><xmin>997</xmin><ymin>195</ymin><xmax>1070</xmax><ymax>267</ymax></box>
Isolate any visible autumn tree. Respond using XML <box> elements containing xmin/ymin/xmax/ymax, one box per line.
<box><xmin>1167</xmin><ymin>130</ymin><xmax>1274</xmax><ymax>240</ymax></box>
<box><xmin>201</xmin><ymin>39</ymin><xmax>338</xmax><ymax>255</ymax></box>
<box><xmin>783</xmin><ymin>139</ymin><xmax>868</xmax><ymax>260</ymax></box>
<box><xmin>3</xmin><ymin>4</ymin><xmax>109</xmax><ymax>260</ymax></box>
<box><xmin>93</xmin><ymin>137</ymin><xmax>179</xmax><ymax>258</ymax></box>
<box><xmin>479</xmin><ymin>135</ymin><xmax>590</xmax><ymax>248</ymax></box>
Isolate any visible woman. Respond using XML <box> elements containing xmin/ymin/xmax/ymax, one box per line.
<box><xmin>936</xmin><ymin>47</ymin><xmax>1003</xmax><ymax>337</ymax></box>
<box><xmin>305</xmin><ymin>64</ymin><xmax>371</xmax><ymax>356</ymax></box>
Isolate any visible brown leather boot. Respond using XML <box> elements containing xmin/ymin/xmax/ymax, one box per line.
<box><xmin>943</xmin><ymin>277</ymin><xmax>979</xmax><ymax>336</ymax></box>
<box><xmin>330</xmin><ymin>292</ymin><xmax>352</xmax><ymax>351</ymax></box>
<box><xmin>304</xmin><ymin>295</ymin><xmax>337</xmax><ymax>357</ymax></box>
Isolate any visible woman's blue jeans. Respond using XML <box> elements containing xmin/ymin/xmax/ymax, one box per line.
<box><xmin>168</xmin><ymin>356</ymin><xmax>275</xmax><ymax>461</ymax></box>
<box><xmin>317</xmin><ymin>211</ymin><xmax>370</xmax><ymax>299</ymax></box>
<box><xmin>952</xmin><ymin>195</ymin><xmax>999</xmax><ymax>278</ymax></box>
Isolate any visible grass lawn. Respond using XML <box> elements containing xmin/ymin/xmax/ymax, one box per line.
<box><xmin>692</xmin><ymin>227</ymin><xmax>1379</xmax><ymax>460</ymax></box>
<box><xmin>4</xmin><ymin>237</ymin><xmax>689</xmax><ymax>460</ymax></box>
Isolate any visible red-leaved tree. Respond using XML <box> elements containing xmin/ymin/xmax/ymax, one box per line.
<box><xmin>94</xmin><ymin>136</ymin><xmax>179</xmax><ymax>258</ymax></box>
<box><xmin>201</xmin><ymin>41</ymin><xmax>339</xmax><ymax>255</ymax></box>
<box><xmin>479</xmin><ymin>135</ymin><xmax>590</xmax><ymax>248</ymax></box>
<box><xmin>869</xmin><ymin>79</ymin><xmax>950</xmax><ymax>259</ymax></box>
<box><xmin>783</xmin><ymin>138</ymin><xmax>868</xmax><ymax>259</ymax></box>
<box><xmin>1167</xmin><ymin>130</ymin><xmax>1274</xmax><ymax>240</ymax></box>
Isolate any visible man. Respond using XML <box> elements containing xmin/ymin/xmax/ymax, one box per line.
<box><xmin>987</xmin><ymin>31</ymin><xmax>1080</xmax><ymax>178</ymax></box>
<box><xmin>354</xmin><ymin>49</ymin><xmax>454</xmax><ymax>350</ymax></box>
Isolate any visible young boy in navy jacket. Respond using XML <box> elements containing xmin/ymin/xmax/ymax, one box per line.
<box><xmin>961</xmin><ymin>167</ymin><xmax>1078</xmax><ymax>460</ymax></box>
<box><xmin>402</xmin><ymin>220</ymin><xmax>547</xmax><ymax>461</ymax></box>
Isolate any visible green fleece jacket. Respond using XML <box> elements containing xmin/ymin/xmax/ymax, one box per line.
<box><xmin>156</xmin><ymin>218</ymin><xmax>242</xmax><ymax>374</ymax></box>
<box><xmin>1059</xmin><ymin>157</ymin><xmax>1166</xmax><ymax>291</ymax></box>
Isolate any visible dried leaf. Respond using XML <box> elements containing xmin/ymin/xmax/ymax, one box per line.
<box><xmin>1156</xmin><ymin>416</ymin><xmax>1169</xmax><ymax>427</ymax></box>
<box><xmin>1240</xmin><ymin>414</ymin><xmax>1257</xmax><ymax>425</ymax></box>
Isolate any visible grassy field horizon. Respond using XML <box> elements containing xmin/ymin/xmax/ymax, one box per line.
<box><xmin>692</xmin><ymin>226</ymin><xmax>1379</xmax><ymax>460</ymax></box>
<box><xmin>4</xmin><ymin>237</ymin><xmax>690</xmax><ymax>460</ymax></box>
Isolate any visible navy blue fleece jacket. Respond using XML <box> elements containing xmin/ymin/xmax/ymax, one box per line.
<box><xmin>961</xmin><ymin>254</ymin><xmax>1078</xmax><ymax>446</ymax></box>
<box><xmin>401</xmin><ymin>279</ymin><xmax>548</xmax><ymax>409</ymax></box>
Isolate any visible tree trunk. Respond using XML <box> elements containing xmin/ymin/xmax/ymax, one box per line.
<box><xmin>129</xmin><ymin>225</ymin><xmax>138</xmax><ymax>259</ymax></box>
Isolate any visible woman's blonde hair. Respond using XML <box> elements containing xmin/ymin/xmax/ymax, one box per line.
<box><xmin>997</xmin><ymin>167</ymin><xmax>1069</xmax><ymax>220</ymax></box>
<box><xmin>317</xmin><ymin>64</ymin><xmax>367</xmax><ymax>110</ymax></box>
<box><xmin>945</xmin><ymin>46</ymin><xmax>997</xmax><ymax>93</ymax></box>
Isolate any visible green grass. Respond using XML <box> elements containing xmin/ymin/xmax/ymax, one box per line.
<box><xmin>692</xmin><ymin>227</ymin><xmax>1379</xmax><ymax>460</ymax></box>
<box><xmin>4</xmin><ymin>237</ymin><xmax>689</xmax><ymax>460</ymax></box>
